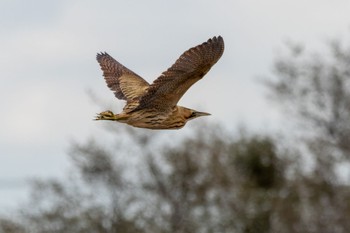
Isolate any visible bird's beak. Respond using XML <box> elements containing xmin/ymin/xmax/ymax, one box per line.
<box><xmin>194</xmin><ymin>111</ymin><xmax>211</xmax><ymax>117</ymax></box>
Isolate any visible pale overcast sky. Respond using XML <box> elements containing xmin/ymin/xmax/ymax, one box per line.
<box><xmin>1</xmin><ymin>0</ymin><xmax>350</xmax><ymax>210</ymax></box>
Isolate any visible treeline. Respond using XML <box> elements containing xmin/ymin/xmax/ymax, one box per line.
<box><xmin>1</xmin><ymin>38</ymin><xmax>350</xmax><ymax>233</ymax></box>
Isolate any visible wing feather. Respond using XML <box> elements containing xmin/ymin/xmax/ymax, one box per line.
<box><xmin>96</xmin><ymin>52</ymin><xmax>149</xmax><ymax>101</ymax></box>
<box><xmin>136</xmin><ymin>36</ymin><xmax>224</xmax><ymax>111</ymax></box>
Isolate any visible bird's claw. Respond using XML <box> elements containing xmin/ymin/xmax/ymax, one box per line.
<box><xmin>94</xmin><ymin>113</ymin><xmax>102</xmax><ymax>120</ymax></box>
<box><xmin>94</xmin><ymin>110</ymin><xmax>115</xmax><ymax>120</ymax></box>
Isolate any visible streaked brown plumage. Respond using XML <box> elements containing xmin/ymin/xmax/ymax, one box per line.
<box><xmin>95</xmin><ymin>36</ymin><xmax>224</xmax><ymax>129</ymax></box>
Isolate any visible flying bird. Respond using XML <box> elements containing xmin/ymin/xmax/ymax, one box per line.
<box><xmin>95</xmin><ymin>36</ymin><xmax>224</xmax><ymax>129</ymax></box>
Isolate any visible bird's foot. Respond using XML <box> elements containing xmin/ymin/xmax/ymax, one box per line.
<box><xmin>94</xmin><ymin>110</ymin><xmax>116</xmax><ymax>121</ymax></box>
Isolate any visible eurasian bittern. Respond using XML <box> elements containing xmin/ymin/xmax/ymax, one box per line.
<box><xmin>95</xmin><ymin>36</ymin><xmax>224</xmax><ymax>129</ymax></box>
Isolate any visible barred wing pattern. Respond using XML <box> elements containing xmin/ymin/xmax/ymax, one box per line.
<box><xmin>96</xmin><ymin>52</ymin><xmax>149</xmax><ymax>101</ymax></box>
<box><xmin>136</xmin><ymin>36</ymin><xmax>224</xmax><ymax>111</ymax></box>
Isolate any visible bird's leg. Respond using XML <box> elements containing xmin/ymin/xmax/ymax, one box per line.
<box><xmin>94</xmin><ymin>110</ymin><xmax>117</xmax><ymax>121</ymax></box>
<box><xmin>94</xmin><ymin>110</ymin><xmax>130</xmax><ymax>122</ymax></box>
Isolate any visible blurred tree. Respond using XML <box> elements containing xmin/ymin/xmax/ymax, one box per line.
<box><xmin>2</xmin><ymin>37</ymin><xmax>350</xmax><ymax>233</ymax></box>
<box><xmin>265</xmin><ymin>38</ymin><xmax>350</xmax><ymax>232</ymax></box>
<box><xmin>0</xmin><ymin>124</ymin><xmax>294</xmax><ymax>233</ymax></box>
<box><xmin>267</xmin><ymin>40</ymin><xmax>350</xmax><ymax>161</ymax></box>
<box><xmin>0</xmin><ymin>219</ymin><xmax>25</xmax><ymax>233</ymax></box>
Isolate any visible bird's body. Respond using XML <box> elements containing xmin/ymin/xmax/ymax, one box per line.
<box><xmin>103</xmin><ymin>106</ymin><xmax>199</xmax><ymax>129</ymax></box>
<box><xmin>95</xmin><ymin>36</ymin><xmax>224</xmax><ymax>129</ymax></box>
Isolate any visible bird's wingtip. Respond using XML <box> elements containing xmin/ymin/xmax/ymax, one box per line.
<box><xmin>207</xmin><ymin>35</ymin><xmax>224</xmax><ymax>45</ymax></box>
<box><xmin>96</xmin><ymin>52</ymin><xmax>109</xmax><ymax>61</ymax></box>
<box><xmin>214</xmin><ymin>35</ymin><xmax>224</xmax><ymax>42</ymax></box>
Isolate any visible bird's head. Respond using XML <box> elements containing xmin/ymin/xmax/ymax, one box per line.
<box><xmin>181</xmin><ymin>107</ymin><xmax>211</xmax><ymax>122</ymax></box>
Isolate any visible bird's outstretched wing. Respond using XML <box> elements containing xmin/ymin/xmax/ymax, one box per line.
<box><xmin>96</xmin><ymin>52</ymin><xmax>150</xmax><ymax>101</ymax></box>
<box><xmin>136</xmin><ymin>36</ymin><xmax>224</xmax><ymax>111</ymax></box>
